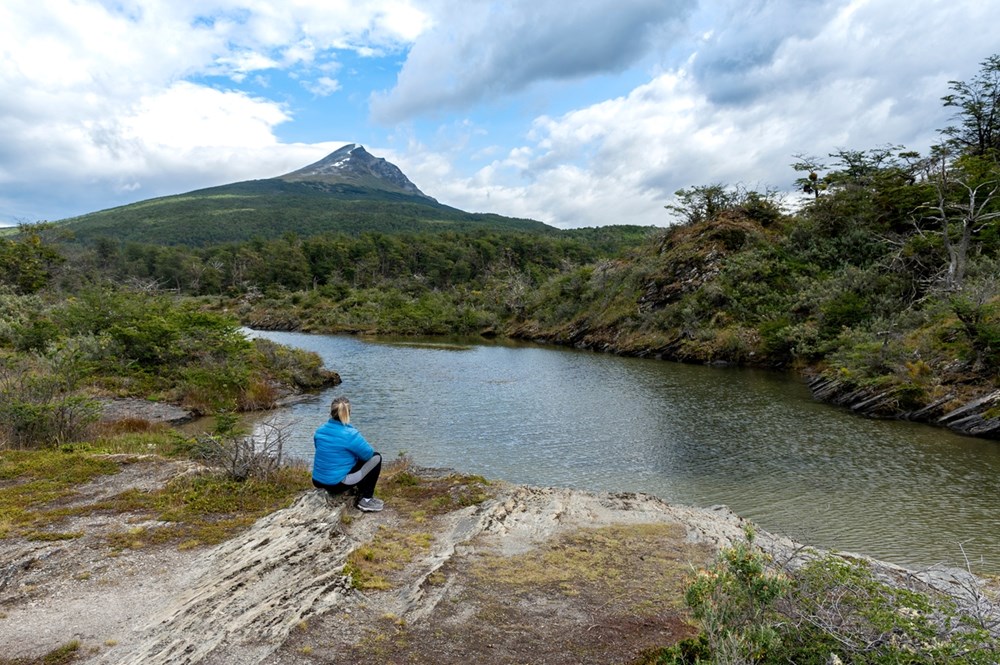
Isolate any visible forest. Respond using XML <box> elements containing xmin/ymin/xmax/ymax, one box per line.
<box><xmin>2</xmin><ymin>56</ymin><xmax>1000</xmax><ymax>444</ymax></box>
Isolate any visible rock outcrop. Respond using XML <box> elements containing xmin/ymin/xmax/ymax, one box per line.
<box><xmin>3</xmin><ymin>463</ymin><xmax>997</xmax><ymax>665</ymax></box>
<box><xmin>97</xmin><ymin>484</ymin><xmax>997</xmax><ymax>665</ymax></box>
<box><xmin>808</xmin><ymin>375</ymin><xmax>1000</xmax><ymax>438</ymax></box>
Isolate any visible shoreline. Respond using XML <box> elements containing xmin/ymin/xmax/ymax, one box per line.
<box><xmin>240</xmin><ymin>321</ymin><xmax>1000</xmax><ymax>441</ymax></box>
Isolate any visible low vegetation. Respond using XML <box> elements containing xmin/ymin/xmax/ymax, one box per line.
<box><xmin>0</xmin><ymin>424</ymin><xmax>312</xmax><ymax>551</ymax></box>
<box><xmin>472</xmin><ymin>522</ymin><xmax>689</xmax><ymax>609</ymax></box>
<box><xmin>0</xmin><ymin>640</ymin><xmax>81</xmax><ymax>665</ymax></box>
<box><xmin>638</xmin><ymin>528</ymin><xmax>999</xmax><ymax>665</ymax></box>
<box><xmin>0</xmin><ymin>282</ymin><xmax>335</xmax><ymax>449</ymax></box>
<box><xmin>341</xmin><ymin>457</ymin><xmax>494</xmax><ymax>591</ymax></box>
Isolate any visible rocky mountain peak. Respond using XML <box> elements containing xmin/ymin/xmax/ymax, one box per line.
<box><xmin>280</xmin><ymin>143</ymin><xmax>434</xmax><ymax>201</ymax></box>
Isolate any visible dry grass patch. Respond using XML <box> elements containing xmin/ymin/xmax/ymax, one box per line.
<box><xmin>339</xmin><ymin>459</ymin><xmax>495</xmax><ymax>591</ymax></box>
<box><xmin>0</xmin><ymin>450</ymin><xmax>121</xmax><ymax>536</ymax></box>
<box><xmin>0</xmin><ymin>640</ymin><xmax>81</xmax><ymax>665</ymax></box>
<box><xmin>472</xmin><ymin>523</ymin><xmax>693</xmax><ymax>611</ymax></box>
<box><xmin>320</xmin><ymin>521</ymin><xmax>705</xmax><ymax>665</ymax></box>
<box><xmin>377</xmin><ymin>456</ymin><xmax>494</xmax><ymax>521</ymax></box>
<box><xmin>0</xmin><ymin>442</ymin><xmax>312</xmax><ymax>551</ymax></box>
<box><xmin>343</xmin><ymin>526</ymin><xmax>433</xmax><ymax>591</ymax></box>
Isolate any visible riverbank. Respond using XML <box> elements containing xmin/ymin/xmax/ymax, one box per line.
<box><xmin>506</xmin><ymin>319</ymin><xmax>1000</xmax><ymax>441</ymax></box>
<box><xmin>1</xmin><ymin>454</ymin><xmax>996</xmax><ymax>665</ymax></box>
<box><xmin>229</xmin><ymin>292</ymin><xmax>1000</xmax><ymax>441</ymax></box>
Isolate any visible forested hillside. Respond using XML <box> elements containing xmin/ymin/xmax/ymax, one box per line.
<box><xmin>57</xmin><ymin>179</ymin><xmax>554</xmax><ymax>246</ymax></box>
<box><xmin>3</xmin><ymin>56</ymin><xmax>1000</xmax><ymax>439</ymax></box>
<box><xmin>510</xmin><ymin>56</ymin><xmax>1000</xmax><ymax>434</ymax></box>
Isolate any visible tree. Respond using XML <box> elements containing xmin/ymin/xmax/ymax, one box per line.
<box><xmin>923</xmin><ymin>151</ymin><xmax>1000</xmax><ymax>290</ymax></box>
<box><xmin>791</xmin><ymin>154</ymin><xmax>829</xmax><ymax>199</ymax></box>
<box><xmin>665</xmin><ymin>184</ymin><xmax>783</xmax><ymax>226</ymax></box>
<box><xmin>665</xmin><ymin>184</ymin><xmax>737</xmax><ymax>225</ymax></box>
<box><xmin>0</xmin><ymin>224</ymin><xmax>65</xmax><ymax>293</ymax></box>
<box><xmin>941</xmin><ymin>54</ymin><xmax>1000</xmax><ymax>157</ymax></box>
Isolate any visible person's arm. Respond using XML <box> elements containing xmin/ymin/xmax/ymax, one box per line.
<box><xmin>346</xmin><ymin>428</ymin><xmax>376</xmax><ymax>461</ymax></box>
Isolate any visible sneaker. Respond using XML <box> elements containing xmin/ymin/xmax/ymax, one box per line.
<box><xmin>355</xmin><ymin>497</ymin><xmax>384</xmax><ymax>512</ymax></box>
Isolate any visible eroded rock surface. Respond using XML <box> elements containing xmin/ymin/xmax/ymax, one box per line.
<box><xmin>2</xmin><ymin>463</ymin><xmax>997</xmax><ymax>665</ymax></box>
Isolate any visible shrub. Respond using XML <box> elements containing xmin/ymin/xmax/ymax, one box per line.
<box><xmin>191</xmin><ymin>415</ymin><xmax>291</xmax><ymax>481</ymax></box>
<box><xmin>664</xmin><ymin>531</ymin><xmax>999</xmax><ymax>665</ymax></box>
<box><xmin>683</xmin><ymin>527</ymin><xmax>786</xmax><ymax>664</ymax></box>
<box><xmin>773</xmin><ymin>555</ymin><xmax>998</xmax><ymax>664</ymax></box>
<box><xmin>0</xmin><ymin>357</ymin><xmax>99</xmax><ymax>449</ymax></box>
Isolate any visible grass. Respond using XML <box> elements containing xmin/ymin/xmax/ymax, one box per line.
<box><xmin>0</xmin><ymin>434</ymin><xmax>312</xmax><ymax>550</ymax></box>
<box><xmin>102</xmin><ymin>466</ymin><xmax>313</xmax><ymax>550</ymax></box>
<box><xmin>0</xmin><ymin>640</ymin><xmax>81</xmax><ymax>665</ymax></box>
<box><xmin>87</xmin><ymin>428</ymin><xmax>192</xmax><ymax>456</ymax></box>
<box><xmin>377</xmin><ymin>455</ymin><xmax>494</xmax><ymax>520</ymax></box>
<box><xmin>339</xmin><ymin>457</ymin><xmax>495</xmax><ymax>591</ymax></box>
<box><xmin>0</xmin><ymin>450</ymin><xmax>122</xmax><ymax>533</ymax></box>
<box><xmin>25</xmin><ymin>530</ymin><xmax>84</xmax><ymax>542</ymax></box>
<box><xmin>0</xmin><ymin>449</ymin><xmax>121</xmax><ymax>482</ymax></box>
<box><xmin>343</xmin><ymin>526</ymin><xmax>434</xmax><ymax>590</ymax></box>
<box><xmin>472</xmin><ymin>523</ymin><xmax>693</xmax><ymax>612</ymax></box>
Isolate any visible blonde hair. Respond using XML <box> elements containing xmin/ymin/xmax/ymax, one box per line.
<box><xmin>330</xmin><ymin>396</ymin><xmax>351</xmax><ymax>424</ymax></box>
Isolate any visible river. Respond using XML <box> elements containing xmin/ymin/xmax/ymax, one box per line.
<box><xmin>246</xmin><ymin>330</ymin><xmax>1000</xmax><ymax>574</ymax></box>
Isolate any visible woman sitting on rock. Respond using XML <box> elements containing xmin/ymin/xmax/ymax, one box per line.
<box><xmin>312</xmin><ymin>396</ymin><xmax>384</xmax><ymax>512</ymax></box>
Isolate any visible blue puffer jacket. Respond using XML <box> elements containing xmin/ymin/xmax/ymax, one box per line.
<box><xmin>312</xmin><ymin>419</ymin><xmax>375</xmax><ymax>485</ymax></box>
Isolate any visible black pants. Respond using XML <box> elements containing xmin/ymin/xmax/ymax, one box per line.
<box><xmin>312</xmin><ymin>453</ymin><xmax>382</xmax><ymax>500</ymax></box>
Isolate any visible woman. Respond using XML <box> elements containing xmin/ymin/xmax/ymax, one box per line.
<box><xmin>312</xmin><ymin>396</ymin><xmax>384</xmax><ymax>512</ymax></box>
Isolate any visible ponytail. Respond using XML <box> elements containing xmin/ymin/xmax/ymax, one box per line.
<box><xmin>330</xmin><ymin>396</ymin><xmax>351</xmax><ymax>424</ymax></box>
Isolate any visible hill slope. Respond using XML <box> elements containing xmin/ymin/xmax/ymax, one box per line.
<box><xmin>57</xmin><ymin>145</ymin><xmax>553</xmax><ymax>246</ymax></box>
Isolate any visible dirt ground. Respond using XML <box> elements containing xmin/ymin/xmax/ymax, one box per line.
<box><xmin>0</xmin><ymin>458</ymin><xmax>715</xmax><ymax>665</ymax></box>
<box><xmin>0</xmin><ymin>456</ymin><xmax>208</xmax><ymax>662</ymax></box>
<box><xmin>268</xmin><ymin>519</ymin><xmax>706</xmax><ymax>665</ymax></box>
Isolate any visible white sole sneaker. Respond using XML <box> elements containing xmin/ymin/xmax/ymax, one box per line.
<box><xmin>356</xmin><ymin>498</ymin><xmax>384</xmax><ymax>512</ymax></box>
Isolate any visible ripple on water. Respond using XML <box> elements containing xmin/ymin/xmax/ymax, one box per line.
<box><xmin>245</xmin><ymin>331</ymin><xmax>1000</xmax><ymax>574</ymax></box>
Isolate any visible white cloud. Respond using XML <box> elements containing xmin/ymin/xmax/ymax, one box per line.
<box><xmin>121</xmin><ymin>82</ymin><xmax>290</xmax><ymax>149</ymax></box>
<box><xmin>214</xmin><ymin>51</ymin><xmax>282</xmax><ymax>81</ymax></box>
<box><xmin>399</xmin><ymin>0</ymin><xmax>1000</xmax><ymax>228</ymax></box>
<box><xmin>370</xmin><ymin>0</ymin><xmax>696</xmax><ymax>123</ymax></box>
<box><xmin>303</xmin><ymin>76</ymin><xmax>342</xmax><ymax>97</ymax></box>
<box><xmin>0</xmin><ymin>0</ymin><xmax>431</xmax><ymax>221</ymax></box>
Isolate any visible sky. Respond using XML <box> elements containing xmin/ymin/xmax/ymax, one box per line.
<box><xmin>2</xmin><ymin>0</ymin><xmax>999</xmax><ymax>230</ymax></box>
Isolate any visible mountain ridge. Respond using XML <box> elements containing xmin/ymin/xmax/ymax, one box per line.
<box><xmin>56</xmin><ymin>145</ymin><xmax>554</xmax><ymax>246</ymax></box>
<box><xmin>279</xmin><ymin>143</ymin><xmax>437</xmax><ymax>202</ymax></box>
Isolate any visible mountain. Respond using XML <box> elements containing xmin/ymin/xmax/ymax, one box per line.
<box><xmin>279</xmin><ymin>143</ymin><xmax>436</xmax><ymax>201</ymax></box>
<box><xmin>57</xmin><ymin>145</ymin><xmax>553</xmax><ymax>246</ymax></box>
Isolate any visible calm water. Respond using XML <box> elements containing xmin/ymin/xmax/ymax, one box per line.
<box><xmin>248</xmin><ymin>330</ymin><xmax>1000</xmax><ymax>574</ymax></box>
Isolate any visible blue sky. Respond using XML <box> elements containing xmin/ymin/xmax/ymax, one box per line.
<box><xmin>2</xmin><ymin>0</ymin><xmax>999</xmax><ymax>229</ymax></box>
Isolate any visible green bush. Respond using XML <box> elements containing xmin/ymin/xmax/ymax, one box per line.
<box><xmin>660</xmin><ymin>531</ymin><xmax>999</xmax><ymax>665</ymax></box>
<box><xmin>0</xmin><ymin>362</ymin><xmax>100</xmax><ymax>448</ymax></box>
<box><xmin>683</xmin><ymin>527</ymin><xmax>786</xmax><ymax>664</ymax></box>
<box><xmin>819</xmin><ymin>291</ymin><xmax>872</xmax><ymax>338</ymax></box>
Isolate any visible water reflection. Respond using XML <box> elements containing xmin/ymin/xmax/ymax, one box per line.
<box><xmin>244</xmin><ymin>331</ymin><xmax>1000</xmax><ymax>574</ymax></box>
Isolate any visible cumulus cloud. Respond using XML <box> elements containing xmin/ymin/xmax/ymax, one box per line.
<box><xmin>303</xmin><ymin>76</ymin><xmax>342</xmax><ymax>96</ymax></box>
<box><xmin>370</xmin><ymin>0</ymin><xmax>696</xmax><ymax>122</ymax></box>
<box><xmin>398</xmin><ymin>0</ymin><xmax>1000</xmax><ymax>228</ymax></box>
<box><xmin>0</xmin><ymin>0</ymin><xmax>430</xmax><ymax>221</ymax></box>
